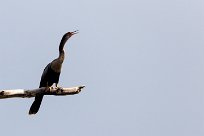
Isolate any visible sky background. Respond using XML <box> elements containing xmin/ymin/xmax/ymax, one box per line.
<box><xmin>0</xmin><ymin>0</ymin><xmax>203</xmax><ymax>136</ymax></box>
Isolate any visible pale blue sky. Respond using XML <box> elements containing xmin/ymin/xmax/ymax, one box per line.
<box><xmin>0</xmin><ymin>0</ymin><xmax>203</xmax><ymax>136</ymax></box>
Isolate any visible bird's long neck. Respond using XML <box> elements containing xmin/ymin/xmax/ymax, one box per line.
<box><xmin>50</xmin><ymin>37</ymin><xmax>67</xmax><ymax>73</ymax></box>
<box><xmin>59</xmin><ymin>36</ymin><xmax>68</xmax><ymax>53</ymax></box>
<box><xmin>51</xmin><ymin>34</ymin><xmax>71</xmax><ymax>73</ymax></box>
<box><xmin>58</xmin><ymin>36</ymin><xmax>69</xmax><ymax>62</ymax></box>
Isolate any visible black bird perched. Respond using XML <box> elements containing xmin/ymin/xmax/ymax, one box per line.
<box><xmin>29</xmin><ymin>31</ymin><xmax>78</xmax><ymax>115</ymax></box>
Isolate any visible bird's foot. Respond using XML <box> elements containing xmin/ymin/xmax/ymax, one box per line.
<box><xmin>56</xmin><ymin>87</ymin><xmax>63</xmax><ymax>94</ymax></box>
<box><xmin>57</xmin><ymin>86</ymin><xmax>63</xmax><ymax>91</ymax></box>
<box><xmin>55</xmin><ymin>85</ymin><xmax>63</xmax><ymax>92</ymax></box>
<box><xmin>44</xmin><ymin>86</ymin><xmax>52</xmax><ymax>93</ymax></box>
<box><xmin>48</xmin><ymin>86</ymin><xmax>54</xmax><ymax>91</ymax></box>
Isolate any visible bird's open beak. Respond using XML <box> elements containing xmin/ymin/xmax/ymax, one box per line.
<box><xmin>71</xmin><ymin>30</ymin><xmax>79</xmax><ymax>35</ymax></box>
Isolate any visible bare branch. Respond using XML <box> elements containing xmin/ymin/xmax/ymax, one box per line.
<box><xmin>0</xmin><ymin>85</ymin><xmax>85</xmax><ymax>99</ymax></box>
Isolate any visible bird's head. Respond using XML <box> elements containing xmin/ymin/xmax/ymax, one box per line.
<box><xmin>59</xmin><ymin>30</ymin><xmax>79</xmax><ymax>52</ymax></box>
<box><xmin>63</xmin><ymin>30</ymin><xmax>79</xmax><ymax>39</ymax></box>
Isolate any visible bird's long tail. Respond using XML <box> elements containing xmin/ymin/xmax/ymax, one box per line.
<box><xmin>29</xmin><ymin>95</ymin><xmax>44</xmax><ymax>115</ymax></box>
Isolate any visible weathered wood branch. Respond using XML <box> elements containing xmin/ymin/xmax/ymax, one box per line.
<box><xmin>0</xmin><ymin>85</ymin><xmax>85</xmax><ymax>99</ymax></box>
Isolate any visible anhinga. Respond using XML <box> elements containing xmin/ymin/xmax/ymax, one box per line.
<box><xmin>29</xmin><ymin>31</ymin><xmax>78</xmax><ymax>115</ymax></box>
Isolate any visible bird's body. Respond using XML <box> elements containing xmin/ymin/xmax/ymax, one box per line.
<box><xmin>29</xmin><ymin>31</ymin><xmax>78</xmax><ymax>115</ymax></box>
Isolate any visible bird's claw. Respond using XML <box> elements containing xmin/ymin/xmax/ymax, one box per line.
<box><xmin>56</xmin><ymin>86</ymin><xmax>63</xmax><ymax>91</ymax></box>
